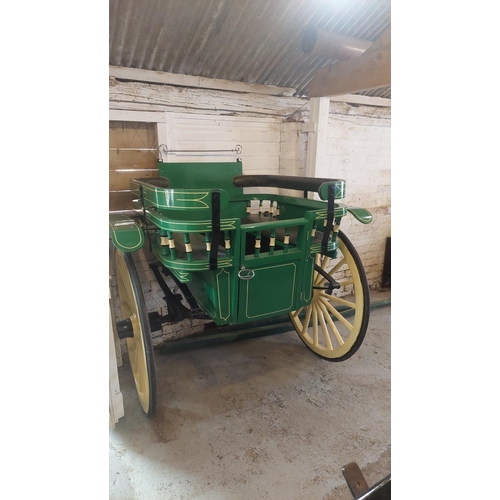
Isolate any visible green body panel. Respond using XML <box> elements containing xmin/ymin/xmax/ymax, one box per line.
<box><xmin>158</xmin><ymin>161</ymin><xmax>244</xmax><ymax>198</ymax></box>
<box><xmin>188</xmin><ymin>267</ymin><xmax>237</xmax><ymax>324</ymax></box>
<box><xmin>140</xmin><ymin>208</ymin><xmax>240</xmax><ymax>233</ymax></box>
<box><xmin>109</xmin><ymin>214</ymin><xmax>144</xmax><ymax>252</ymax></box>
<box><xmin>238</xmin><ymin>252</ymin><xmax>304</xmax><ymax>323</ymax></box>
<box><xmin>130</xmin><ymin>179</ymin><xmax>230</xmax><ymax>211</ymax></box>
<box><xmin>240</xmin><ymin>261</ymin><xmax>298</xmax><ymax>321</ymax></box>
<box><xmin>109</xmin><ymin>160</ymin><xmax>373</xmax><ymax>326</ymax></box>
<box><xmin>299</xmin><ymin>255</ymin><xmax>316</xmax><ymax>306</ymax></box>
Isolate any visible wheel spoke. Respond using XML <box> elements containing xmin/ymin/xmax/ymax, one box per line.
<box><xmin>337</xmin><ymin>279</ymin><xmax>354</xmax><ymax>287</ymax></box>
<box><xmin>328</xmin><ymin>257</ymin><xmax>346</xmax><ymax>277</ymax></box>
<box><xmin>291</xmin><ymin>307</ymin><xmax>304</xmax><ymax>319</ymax></box>
<box><xmin>316</xmin><ymin>302</ymin><xmax>333</xmax><ymax>350</ymax></box>
<box><xmin>321</xmin><ymin>255</ymin><xmax>329</xmax><ymax>270</ymax></box>
<box><xmin>314</xmin><ymin>255</ymin><xmax>331</xmax><ymax>285</ymax></box>
<box><xmin>312</xmin><ymin>304</ymin><xmax>319</xmax><ymax>346</ymax></box>
<box><xmin>319</xmin><ymin>291</ymin><xmax>356</xmax><ymax>309</ymax></box>
<box><xmin>317</xmin><ymin>300</ymin><xmax>345</xmax><ymax>346</ymax></box>
<box><xmin>301</xmin><ymin>306</ymin><xmax>313</xmax><ymax>335</ymax></box>
<box><xmin>319</xmin><ymin>296</ymin><xmax>353</xmax><ymax>331</ymax></box>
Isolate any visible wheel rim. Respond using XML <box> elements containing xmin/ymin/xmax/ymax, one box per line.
<box><xmin>115</xmin><ymin>249</ymin><xmax>155</xmax><ymax>414</ymax></box>
<box><xmin>290</xmin><ymin>231</ymin><xmax>369</xmax><ymax>361</ymax></box>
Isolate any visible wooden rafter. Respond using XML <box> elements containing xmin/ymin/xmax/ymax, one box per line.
<box><xmin>308</xmin><ymin>25</ymin><xmax>391</xmax><ymax>98</ymax></box>
<box><xmin>109</xmin><ymin>66</ymin><xmax>296</xmax><ymax>97</ymax></box>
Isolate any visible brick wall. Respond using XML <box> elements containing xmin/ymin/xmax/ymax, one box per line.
<box><xmin>281</xmin><ymin>101</ymin><xmax>391</xmax><ymax>289</ymax></box>
<box><xmin>325</xmin><ymin>102</ymin><xmax>391</xmax><ymax>289</ymax></box>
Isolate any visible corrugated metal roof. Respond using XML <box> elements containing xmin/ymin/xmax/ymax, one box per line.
<box><xmin>109</xmin><ymin>0</ymin><xmax>390</xmax><ymax>98</ymax></box>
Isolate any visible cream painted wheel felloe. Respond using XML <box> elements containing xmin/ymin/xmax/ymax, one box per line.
<box><xmin>115</xmin><ymin>248</ymin><xmax>156</xmax><ymax>415</ymax></box>
<box><xmin>289</xmin><ymin>231</ymin><xmax>370</xmax><ymax>361</ymax></box>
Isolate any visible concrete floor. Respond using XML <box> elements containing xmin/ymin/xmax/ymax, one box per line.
<box><xmin>110</xmin><ymin>293</ymin><xmax>390</xmax><ymax>500</ymax></box>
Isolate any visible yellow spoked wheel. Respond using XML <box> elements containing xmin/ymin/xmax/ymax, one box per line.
<box><xmin>289</xmin><ymin>230</ymin><xmax>370</xmax><ymax>361</ymax></box>
<box><xmin>115</xmin><ymin>248</ymin><xmax>156</xmax><ymax>416</ymax></box>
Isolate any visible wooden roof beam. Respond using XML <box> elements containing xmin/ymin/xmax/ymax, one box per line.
<box><xmin>109</xmin><ymin>66</ymin><xmax>296</xmax><ymax>97</ymax></box>
<box><xmin>307</xmin><ymin>25</ymin><xmax>390</xmax><ymax>98</ymax></box>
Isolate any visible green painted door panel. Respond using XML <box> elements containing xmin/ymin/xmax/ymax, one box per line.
<box><xmin>238</xmin><ymin>261</ymin><xmax>298</xmax><ymax>323</ymax></box>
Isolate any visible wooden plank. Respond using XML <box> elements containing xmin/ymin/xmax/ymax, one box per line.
<box><xmin>364</xmin><ymin>24</ymin><xmax>391</xmax><ymax>54</ymax></box>
<box><xmin>329</xmin><ymin>94</ymin><xmax>390</xmax><ymax>107</ymax></box>
<box><xmin>110</xmin><ymin>121</ymin><xmax>159</xmax><ymax>212</ymax></box>
<box><xmin>172</xmin><ymin>116</ymin><xmax>281</xmax><ymax>131</ymax></box>
<box><xmin>109</xmin><ymin>121</ymin><xmax>157</xmax><ymax>149</ymax></box>
<box><xmin>308</xmin><ymin>45</ymin><xmax>391</xmax><ymax>97</ymax></box>
<box><xmin>156</xmin><ymin>120</ymin><xmax>168</xmax><ymax>152</ymax></box>
<box><xmin>305</xmin><ymin>97</ymin><xmax>330</xmax><ymax>199</ymax></box>
<box><xmin>110</xmin><ymin>80</ymin><xmax>305</xmax><ymax>118</ymax></box>
<box><xmin>110</xmin><ymin>66</ymin><xmax>296</xmax><ymax>97</ymax></box>
<box><xmin>109</xmin><ymin>191</ymin><xmax>136</xmax><ymax>212</ymax></box>
<box><xmin>109</xmin><ymin>150</ymin><xmax>158</xmax><ymax>171</ymax></box>
<box><xmin>109</xmin><ymin>110</ymin><xmax>166</xmax><ymax>123</ymax></box>
<box><xmin>173</xmin><ymin>113</ymin><xmax>280</xmax><ymax>126</ymax></box>
<box><xmin>109</xmin><ymin>170</ymin><xmax>158</xmax><ymax>192</ymax></box>
<box><xmin>173</xmin><ymin>124</ymin><xmax>280</xmax><ymax>143</ymax></box>
<box><xmin>111</xmin><ymin>99</ymin><xmax>289</xmax><ymax>118</ymax></box>
<box><xmin>158</xmin><ymin>112</ymin><xmax>176</xmax><ymax>162</ymax></box>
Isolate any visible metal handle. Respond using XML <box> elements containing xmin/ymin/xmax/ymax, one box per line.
<box><xmin>238</xmin><ymin>266</ymin><xmax>255</xmax><ymax>280</ymax></box>
<box><xmin>158</xmin><ymin>144</ymin><xmax>242</xmax><ymax>162</ymax></box>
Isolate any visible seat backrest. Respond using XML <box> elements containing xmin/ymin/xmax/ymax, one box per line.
<box><xmin>158</xmin><ymin>161</ymin><xmax>244</xmax><ymax>198</ymax></box>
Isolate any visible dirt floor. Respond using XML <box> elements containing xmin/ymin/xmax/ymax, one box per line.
<box><xmin>109</xmin><ymin>294</ymin><xmax>390</xmax><ymax>500</ymax></box>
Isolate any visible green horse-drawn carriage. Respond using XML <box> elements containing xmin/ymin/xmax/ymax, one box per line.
<box><xmin>110</xmin><ymin>147</ymin><xmax>372</xmax><ymax>416</ymax></box>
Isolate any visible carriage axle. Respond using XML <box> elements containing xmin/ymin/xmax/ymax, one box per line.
<box><xmin>116</xmin><ymin>311</ymin><xmax>171</xmax><ymax>339</ymax></box>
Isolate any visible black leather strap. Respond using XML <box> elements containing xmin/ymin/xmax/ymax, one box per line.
<box><xmin>321</xmin><ymin>184</ymin><xmax>335</xmax><ymax>255</ymax></box>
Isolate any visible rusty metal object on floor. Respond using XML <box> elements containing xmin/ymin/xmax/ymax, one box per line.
<box><xmin>342</xmin><ymin>462</ymin><xmax>391</xmax><ymax>500</ymax></box>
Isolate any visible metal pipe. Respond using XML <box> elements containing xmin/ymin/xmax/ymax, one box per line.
<box><xmin>109</xmin><ymin>148</ymin><xmax>157</xmax><ymax>152</ymax></box>
<box><xmin>302</xmin><ymin>27</ymin><xmax>372</xmax><ymax>60</ymax></box>
<box><xmin>158</xmin><ymin>144</ymin><xmax>242</xmax><ymax>162</ymax></box>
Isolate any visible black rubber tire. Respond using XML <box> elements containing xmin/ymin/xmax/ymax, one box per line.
<box><xmin>115</xmin><ymin>248</ymin><xmax>157</xmax><ymax>416</ymax></box>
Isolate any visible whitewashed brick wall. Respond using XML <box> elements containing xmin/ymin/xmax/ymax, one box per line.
<box><xmin>325</xmin><ymin>102</ymin><xmax>390</xmax><ymax>289</ymax></box>
<box><xmin>279</xmin><ymin>122</ymin><xmax>307</xmax><ymax>197</ymax></box>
